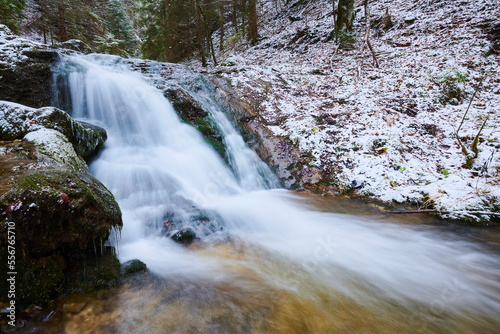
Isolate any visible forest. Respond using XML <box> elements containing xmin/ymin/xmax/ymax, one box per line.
<box><xmin>0</xmin><ymin>0</ymin><xmax>363</xmax><ymax>63</ymax></box>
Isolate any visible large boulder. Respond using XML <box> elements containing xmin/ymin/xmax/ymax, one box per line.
<box><xmin>0</xmin><ymin>101</ymin><xmax>107</xmax><ymax>160</ymax></box>
<box><xmin>0</xmin><ymin>102</ymin><xmax>122</xmax><ymax>306</ymax></box>
<box><xmin>0</xmin><ymin>31</ymin><xmax>58</xmax><ymax>108</ymax></box>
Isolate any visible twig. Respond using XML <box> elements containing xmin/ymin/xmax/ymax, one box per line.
<box><xmin>455</xmin><ymin>73</ymin><xmax>488</xmax><ymax>167</ymax></box>
<box><xmin>456</xmin><ymin>74</ymin><xmax>487</xmax><ymax>134</ymax></box>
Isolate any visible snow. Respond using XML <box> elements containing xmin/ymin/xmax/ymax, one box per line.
<box><xmin>24</xmin><ymin>128</ymin><xmax>87</xmax><ymax>171</ymax></box>
<box><xmin>0</xmin><ymin>101</ymin><xmax>53</xmax><ymax>137</ymax></box>
<box><xmin>197</xmin><ymin>0</ymin><xmax>500</xmax><ymax>219</ymax></box>
<box><xmin>0</xmin><ymin>24</ymin><xmax>42</xmax><ymax>67</ymax></box>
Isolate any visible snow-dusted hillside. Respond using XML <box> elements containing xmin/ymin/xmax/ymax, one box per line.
<box><xmin>198</xmin><ymin>0</ymin><xmax>500</xmax><ymax>221</ymax></box>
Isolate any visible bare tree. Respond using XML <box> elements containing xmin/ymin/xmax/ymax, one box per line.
<box><xmin>194</xmin><ymin>0</ymin><xmax>207</xmax><ymax>66</ymax></box>
<box><xmin>363</xmin><ymin>0</ymin><xmax>378</xmax><ymax>67</ymax></box>
<box><xmin>248</xmin><ymin>0</ymin><xmax>258</xmax><ymax>45</ymax></box>
<box><xmin>219</xmin><ymin>0</ymin><xmax>225</xmax><ymax>51</ymax></box>
<box><xmin>58</xmin><ymin>0</ymin><xmax>67</xmax><ymax>42</ymax></box>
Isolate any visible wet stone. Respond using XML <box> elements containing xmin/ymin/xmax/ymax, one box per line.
<box><xmin>171</xmin><ymin>227</ymin><xmax>197</xmax><ymax>246</ymax></box>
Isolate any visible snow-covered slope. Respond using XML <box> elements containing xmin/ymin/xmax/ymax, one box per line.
<box><xmin>201</xmin><ymin>0</ymin><xmax>500</xmax><ymax>221</ymax></box>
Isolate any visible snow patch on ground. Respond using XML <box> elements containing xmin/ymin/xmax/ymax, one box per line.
<box><xmin>198</xmin><ymin>0</ymin><xmax>500</xmax><ymax>218</ymax></box>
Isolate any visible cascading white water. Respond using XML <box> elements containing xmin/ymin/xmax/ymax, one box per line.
<box><xmin>53</xmin><ymin>54</ymin><xmax>500</xmax><ymax>331</ymax></box>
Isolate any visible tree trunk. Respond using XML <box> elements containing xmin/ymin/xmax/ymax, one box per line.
<box><xmin>364</xmin><ymin>0</ymin><xmax>378</xmax><ymax>67</ymax></box>
<box><xmin>332</xmin><ymin>0</ymin><xmax>336</xmax><ymax>30</ymax></box>
<box><xmin>58</xmin><ymin>0</ymin><xmax>67</xmax><ymax>42</ymax></box>
<box><xmin>232</xmin><ymin>0</ymin><xmax>238</xmax><ymax>34</ymax></box>
<box><xmin>198</xmin><ymin>4</ymin><xmax>217</xmax><ymax>65</ymax></box>
<box><xmin>248</xmin><ymin>0</ymin><xmax>258</xmax><ymax>45</ymax></box>
<box><xmin>336</xmin><ymin>0</ymin><xmax>354</xmax><ymax>31</ymax></box>
<box><xmin>194</xmin><ymin>0</ymin><xmax>207</xmax><ymax>67</ymax></box>
<box><xmin>219</xmin><ymin>0</ymin><xmax>225</xmax><ymax>51</ymax></box>
<box><xmin>40</xmin><ymin>0</ymin><xmax>47</xmax><ymax>44</ymax></box>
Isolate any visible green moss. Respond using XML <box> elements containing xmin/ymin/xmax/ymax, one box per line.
<box><xmin>204</xmin><ymin>137</ymin><xmax>227</xmax><ymax>161</ymax></box>
<box><xmin>17</xmin><ymin>256</ymin><xmax>65</xmax><ymax>306</ymax></box>
<box><xmin>0</xmin><ymin>169</ymin><xmax>123</xmax><ymax>305</ymax></box>
<box><xmin>122</xmin><ymin>259</ymin><xmax>147</xmax><ymax>276</ymax></box>
<box><xmin>193</xmin><ymin>118</ymin><xmax>214</xmax><ymax>136</ymax></box>
<box><xmin>78</xmin><ymin>248</ymin><xmax>121</xmax><ymax>288</ymax></box>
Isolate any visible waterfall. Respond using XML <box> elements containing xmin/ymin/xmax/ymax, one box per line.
<box><xmin>52</xmin><ymin>54</ymin><xmax>500</xmax><ymax>330</ymax></box>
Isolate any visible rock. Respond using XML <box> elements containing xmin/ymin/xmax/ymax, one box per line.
<box><xmin>171</xmin><ymin>227</ymin><xmax>197</xmax><ymax>246</ymax></box>
<box><xmin>0</xmin><ymin>169</ymin><xmax>122</xmax><ymax>304</ymax></box>
<box><xmin>163</xmin><ymin>88</ymin><xmax>207</xmax><ymax>120</ymax></box>
<box><xmin>0</xmin><ymin>102</ymin><xmax>107</xmax><ymax>159</ymax></box>
<box><xmin>121</xmin><ymin>260</ymin><xmax>147</xmax><ymax>276</ymax></box>
<box><xmin>0</xmin><ymin>44</ymin><xmax>57</xmax><ymax>108</ymax></box>
<box><xmin>1</xmin><ymin>169</ymin><xmax>122</xmax><ymax>254</ymax></box>
<box><xmin>24</xmin><ymin>129</ymin><xmax>88</xmax><ymax>171</ymax></box>
<box><xmin>0</xmin><ymin>100</ymin><xmax>121</xmax><ymax>306</ymax></box>
<box><xmin>163</xmin><ymin>88</ymin><xmax>226</xmax><ymax>161</ymax></box>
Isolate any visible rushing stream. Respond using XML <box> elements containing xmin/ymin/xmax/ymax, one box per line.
<box><xmin>42</xmin><ymin>54</ymin><xmax>500</xmax><ymax>333</ymax></box>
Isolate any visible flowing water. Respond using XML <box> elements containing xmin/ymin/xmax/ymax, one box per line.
<box><xmin>42</xmin><ymin>54</ymin><xmax>500</xmax><ymax>333</ymax></box>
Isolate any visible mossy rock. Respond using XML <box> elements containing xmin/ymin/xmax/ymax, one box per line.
<box><xmin>66</xmin><ymin>247</ymin><xmax>122</xmax><ymax>290</ymax></box>
<box><xmin>164</xmin><ymin>87</ymin><xmax>207</xmax><ymax>120</ymax></box>
<box><xmin>0</xmin><ymin>102</ymin><xmax>107</xmax><ymax>160</ymax></box>
<box><xmin>171</xmin><ymin>227</ymin><xmax>197</xmax><ymax>246</ymax></box>
<box><xmin>0</xmin><ymin>51</ymin><xmax>57</xmax><ymax>109</ymax></box>
<box><xmin>121</xmin><ymin>259</ymin><xmax>148</xmax><ymax>276</ymax></box>
<box><xmin>16</xmin><ymin>256</ymin><xmax>65</xmax><ymax>306</ymax></box>
<box><xmin>0</xmin><ymin>170</ymin><xmax>122</xmax><ymax>255</ymax></box>
<box><xmin>204</xmin><ymin>137</ymin><xmax>227</xmax><ymax>161</ymax></box>
<box><xmin>24</xmin><ymin>128</ymin><xmax>88</xmax><ymax>171</ymax></box>
<box><xmin>0</xmin><ymin>169</ymin><xmax>122</xmax><ymax>305</ymax></box>
<box><xmin>163</xmin><ymin>88</ymin><xmax>227</xmax><ymax>162</ymax></box>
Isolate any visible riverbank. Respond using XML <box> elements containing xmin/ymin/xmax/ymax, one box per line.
<box><xmin>192</xmin><ymin>0</ymin><xmax>500</xmax><ymax>222</ymax></box>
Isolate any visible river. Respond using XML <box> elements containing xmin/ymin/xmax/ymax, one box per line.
<box><xmin>28</xmin><ymin>54</ymin><xmax>500</xmax><ymax>334</ymax></box>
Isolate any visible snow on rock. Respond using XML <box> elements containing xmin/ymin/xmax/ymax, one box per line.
<box><xmin>0</xmin><ymin>24</ymin><xmax>41</xmax><ymax>67</ymax></box>
<box><xmin>201</xmin><ymin>0</ymin><xmax>500</xmax><ymax>219</ymax></box>
<box><xmin>0</xmin><ymin>101</ymin><xmax>52</xmax><ymax>138</ymax></box>
<box><xmin>24</xmin><ymin>128</ymin><xmax>87</xmax><ymax>171</ymax></box>
<box><xmin>0</xmin><ymin>101</ymin><xmax>107</xmax><ymax>159</ymax></box>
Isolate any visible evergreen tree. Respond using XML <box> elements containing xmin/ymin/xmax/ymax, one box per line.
<box><xmin>0</xmin><ymin>0</ymin><xmax>26</xmax><ymax>33</ymax></box>
<box><xmin>105</xmin><ymin>0</ymin><xmax>139</xmax><ymax>56</ymax></box>
<box><xmin>138</xmin><ymin>0</ymin><xmax>197</xmax><ymax>62</ymax></box>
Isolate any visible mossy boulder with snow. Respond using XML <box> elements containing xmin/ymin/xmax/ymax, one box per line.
<box><xmin>0</xmin><ymin>42</ymin><xmax>57</xmax><ymax>108</ymax></box>
<box><xmin>0</xmin><ymin>100</ymin><xmax>121</xmax><ymax>305</ymax></box>
<box><xmin>0</xmin><ymin>101</ymin><xmax>107</xmax><ymax>159</ymax></box>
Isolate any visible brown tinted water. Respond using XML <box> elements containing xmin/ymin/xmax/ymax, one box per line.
<box><xmin>15</xmin><ymin>192</ymin><xmax>500</xmax><ymax>334</ymax></box>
